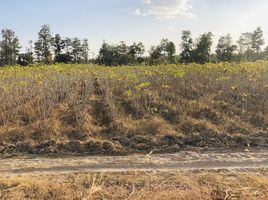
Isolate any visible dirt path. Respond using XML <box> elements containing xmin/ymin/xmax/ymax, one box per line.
<box><xmin>0</xmin><ymin>149</ymin><xmax>268</xmax><ymax>175</ymax></box>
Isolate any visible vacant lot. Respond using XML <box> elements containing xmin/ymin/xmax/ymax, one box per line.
<box><xmin>0</xmin><ymin>62</ymin><xmax>267</xmax><ymax>156</ymax></box>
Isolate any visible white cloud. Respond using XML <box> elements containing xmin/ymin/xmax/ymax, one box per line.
<box><xmin>134</xmin><ymin>0</ymin><xmax>195</xmax><ymax>19</ymax></box>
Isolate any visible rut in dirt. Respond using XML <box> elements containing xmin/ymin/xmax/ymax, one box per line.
<box><xmin>0</xmin><ymin>149</ymin><xmax>268</xmax><ymax>175</ymax></box>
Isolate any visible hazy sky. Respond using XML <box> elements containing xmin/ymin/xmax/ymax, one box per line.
<box><xmin>1</xmin><ymin>0</ymin><xmax>268</xmax><ymax>55</ymax></box>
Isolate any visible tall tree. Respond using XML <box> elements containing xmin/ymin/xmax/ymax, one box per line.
<box><xmin>148</xmin><ymin>39</ymin><xmax>176</xmax><ymax>65</ymax></box>
<box><xmin>0</xmin><ymin>29</ymin><xmax>20</xmax><ymax>66</ymax></box>
<box><xmin>216</xmin><ymin>34</ymin><xmax>237</xmax><ymax>62</ymax></box>
<box><xmin>160</xmin><ymin>39</ymin><xmax>176</xmax><ymax>64</ymax></box>
<box><xmin>53</xmin><ymin>34</ymin><xmax>65</xmax><ymax>58</ymax></box>
<box><xmin>34</xmin><ymin>25</ymin><xmax>53</xmax><ymax>64</ymax></box>
<box><xmin>237</xmin><ymin>32</ymin><xmax>253</xmax><ymax>61</ymax></box>
<box><xmin>192</xmin><ymin>32</ymin><xmax>213</xmax><ymax>64</ymax></box>
<box><xmin>81</xmin><ymin>39</ymin><xmax>89</xmax><ymax>63</ymax></box>
<box><xmin>64</xmin><ymin>37</ymin><xmax>72</xmax><ymax>55</ymax></box>
<box><xmin>252</xmin><ymin>27</ymin><xmax>265</xmax><ymax>54</ymax></box>
<box><xmin>71</xmin><ymin>38</ymin><xmax>83</xmax><ymax>63</ymax></box>
<box><xmin>128</xmin><ymin>42</ymin><xmax>145</xmax><ymax>64</ymax></box>
<box><xmin>53</xmin><ymin>34</ymin><xmax>73</xmax><ymax>63</ymax></box>
<box><xmin>149</xmin><ymin>46</ymin><xmax>163</xmax><ymax>65</ymax></box>
<box><xmin>116</xmin><ymin>41</ymin><xmax>129</xmax><ymax>66</ymax></box>
<box><xmin>180</xmin><ymin>30</ymin><xmax>193</xmax><ymax>64</ymax></box>
<box><xmin>97</xmin><ymin>41</ymin><xmax>114</xmax><ymax>66</ymax></box>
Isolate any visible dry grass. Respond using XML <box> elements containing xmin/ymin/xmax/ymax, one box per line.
<box><xmin>0</xmin><ymin>62</ymin><xmax>267</xmax><ymax>155</ymax></box>
<box><xmin>0</xmin><ymin>171</ymin><xmax>268</xmax><ymax>200</ymax></box>
<box><xmin>0</xmin><ymin>173</ymin><xmax>104</xmax><ymax>200</ymax></box>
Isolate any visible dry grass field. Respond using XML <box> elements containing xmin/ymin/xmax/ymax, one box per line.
<box><xmin>1</xmin><ymin>170</ymin><xmax>268</xmax><ymax>200</ymax></box>
<box><xmin>0</xmin><ymin>62</ymin><xmax>267</xmax><ymax>156</ymax></box>
<box><xmin>0</xmin><ymin>62</ymin><xmax>267</xmax><ymax>200</ymax></box>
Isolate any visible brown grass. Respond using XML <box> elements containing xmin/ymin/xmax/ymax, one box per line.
<box><xmin>0</xmin><ymin>171</ymin><xmax>268</xmax><ymax>200</ymax></box>
<box><xmin>0</xmin><ymin>62</ymin><xmax>267</xmax><ymax>156</ymax></box>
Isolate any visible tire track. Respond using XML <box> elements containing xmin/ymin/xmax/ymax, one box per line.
<box><xmin>1</xmin><ymin>149</ymin><xmax>268</xmax><ymax>175</ymax></box>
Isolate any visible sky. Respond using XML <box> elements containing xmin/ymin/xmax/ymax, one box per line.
<box><xmin>1</xmin><ymin>0</ymin><xmax>268</xmax><ymax>56</ymax></box>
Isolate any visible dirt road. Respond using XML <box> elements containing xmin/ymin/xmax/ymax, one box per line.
<box><xmin>0</xmin><ymin>149</ymin><xmax>268</xmax><ymax>175</ymax></box>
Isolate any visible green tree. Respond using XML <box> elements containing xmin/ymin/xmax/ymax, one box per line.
<box><xmin>53</xmin><ymin>35</ymin><xmax>73</xmax><ymax>63</ymax></box>
<box><xmin>71</xmin><ymin>38</ymin><xmax>83</xmax><ymax>63</ymax></box>
<box><xmin>128</xmin><ymin>42</ymin><xmax>145</xmax><ymax>64</ymax></box>
<box><xmin>53</xmin><ymin>34</ymin><xmax>65</xmax><ymax>58</ymax></box>
<box><xmin>180</xmin><ymin>30</ymin><xmax>193</xmax><ymax>64</ymax></box>
<box><xmin>97</xmin><ymin>41</ymin><xmax>145</xmax><ymax>66</ymax></box>
<box><xmin>34</xmin><ymin>25</ymin><xmax>53</xmax><ymax>64</ymax></box>
<box><xmin>0</xmin><ymin>29</ymin><xmax>20</xmax><ymax>66</ymax></box>
<box><xmin>252</xmin><ymin>27</ymin><xmax>265</xmax><ymax>54</ymax></box>
<box><xmin>216</xmin><ymin>34</ymin><xmax>237</xmax><ymax>62</ymax></box>
<box><xmin>64</xmin><ymin>37</ymin><xmax>72</xmax><ymax>55</ymax></box>
<box><xmin>160</xmin><ymin>39</ymin><xmax>176</xmax><ymax>64</ymax></box>
<box><xmin>237</xmin><ymin>32</ymin><xmax>253</xmax><ymax>61</ymax></box>
<box><xmin>81</xmin><ymin>39</ymin><xmax>89</xmax><ymax>63</ymax></box>
<box><xmin>97</xmin><ymin>41</ymin><xmax>114</xmax><ymax>66</ymax></box>
<box><xmin>149</xmin><ymin>46</ymin><xmax>162</xmax><ymax>65</ymax></box>
<box><xmin>148</xmin><ymin>39</ymin><xmax>176</xmax><ymax>65</ymax></box>
<box><xmin>115</xmin><ymin>41</ymin><xmax>129</xmax><ymax>66</ymax></box>
<box><xmin>192</xmin><ymin>32</ymin><xmax>213</xmax><ymax>64</ymax></box>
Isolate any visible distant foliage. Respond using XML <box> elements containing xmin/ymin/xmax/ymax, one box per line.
<box><xmin>149</xmin><ymin>39</ymin><xmax>176</xmax><ymax>65</ymax></box>
<box><xmin>97</xmin><ymin>41</ymin><xmax>145</xmax><ymax>66</ymax></box>
<box><xmin>216</xmin><ymin>34</ymin><xmax>237</xmax><ymax>62</ymax></box>
<box><xmin>0</xmin><ymin>25</ymin><xmax>267</xmax><ymax>67</ymax></box>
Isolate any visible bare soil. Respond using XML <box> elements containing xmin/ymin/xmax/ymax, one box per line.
<box><xmin>1</xmin><ymin>149</ymin><xmax>267</xmax><ymax>175</ymax></box>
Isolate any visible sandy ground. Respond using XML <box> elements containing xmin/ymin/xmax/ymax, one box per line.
<box><xmin>1</xmin><ymin>149</ymin><xmax>267</xmax><ymax>175</ymax></box>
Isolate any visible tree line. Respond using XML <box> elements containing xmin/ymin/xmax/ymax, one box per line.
<box><xmin>0</xmin><ymin>25</ymin><xmax>267</xmax><ymax>67</ymax></box>
<box><xmin>0</xmin><ymin>25</ymin><xmax>89</xmax><ymax>66</ymax></box>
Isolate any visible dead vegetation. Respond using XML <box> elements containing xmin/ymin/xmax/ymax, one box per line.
<box><xmin>0</xmin><ymin>62</ymin><xmax>267</xmax><ymax>156</ymax></box>
<box><xmin>0</xmin><ymin>171</ymin><xmax>268</xmax><ymax>200</ymax></box>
